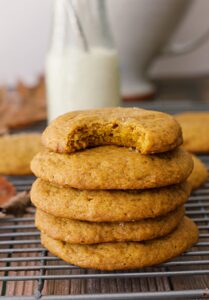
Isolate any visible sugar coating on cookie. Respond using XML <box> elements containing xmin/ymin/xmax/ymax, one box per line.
<box><xmin>31</xmin><ymin>146</ymin><xmax>193</xmax><ymax>190</ymax></box>
<box><xmin>42</xmin><ymin>107</ymin><xmax>182</xmax><ymax>154</ymax></box>
<box><xmin>188</xmin><ymin>155</ymin><xmax>208</xmax><ymax>190</ymax></box>
<box><xmin>0</xmin><ymin>133</ymin><xmax>42</xmax><ymax>175</ymax></box>
<box><xmin>31</xmin><ymin>179</ymin><xmax>190</xmax><ymax>222</ymax></box>
<box><xmin>36</xmin><ymin>206</ymin><xmax>184</xmax><ymax>244</ymax></box>
<box><xmin>41</xmin><ymin>217</ymin><xmax>198</xmax><ymax>270</ymax></box>
<box><xmin>176</xmin><ymin>112</ymin><xmax>209</xmax><ymax>153</ymax></box>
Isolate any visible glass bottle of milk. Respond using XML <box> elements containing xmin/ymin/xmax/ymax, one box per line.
<box><xmin>46</xmin><ymin>0</ymin><xmax>120</xmax><ymax>121</ymax></box>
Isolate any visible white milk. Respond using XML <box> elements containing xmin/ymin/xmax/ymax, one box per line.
<box><xmin>45</xmin><ymin>47</ymin><xmax>120</xmax><ymax>122</ymax></box>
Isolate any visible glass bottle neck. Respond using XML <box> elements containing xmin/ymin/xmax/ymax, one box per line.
<box><xmin>50</xmin><ymin>0</ymin><xmax>114</xmax><ymax>53</ymax></box>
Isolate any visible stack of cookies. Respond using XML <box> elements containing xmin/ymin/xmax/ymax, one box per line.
<box><xmin>31</xmin><ymin>108</ymin><xmax>198</xmax><ymax>270</ymax></box>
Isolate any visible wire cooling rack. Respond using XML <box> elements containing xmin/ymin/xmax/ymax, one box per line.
<box><xmin>0</xmin><ymin>104</ymin><xmax>209</xmax><ymax>299</ymax></box>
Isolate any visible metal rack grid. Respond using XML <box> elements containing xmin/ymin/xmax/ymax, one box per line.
<box><xmin>0</xmin><ymin>105</ymin><xmax>209</xmax><ymax>299</ymax></box>
<box><xmin>0</xmin><ymin>156</ymin><xmax>208</xmax><ymax>299</ymax></box>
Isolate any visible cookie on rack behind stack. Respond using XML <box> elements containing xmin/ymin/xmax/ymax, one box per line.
<box><xmin>31</xmin><ymin>107</ymin><xmax>198</xmax><ymax>270</ymax></box>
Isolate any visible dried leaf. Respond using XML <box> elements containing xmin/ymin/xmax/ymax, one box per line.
<box><xmin>0</xmin><ymin>76</ymin><xmax>46</xmax><ymax>130</ymax></box>
<box><xmin>0</xmin><ymin>177</ymin><xmax>30</xmax><ymax>216</ymax></box>
<box><xmin>0</xmin><ymin>211</ymin><xmax>5</xmax><ymax>218</ymax></box>
<box><xmin>1</xmin><ymin>191</ymin><xmax>30</xmax><ymax>214</ymax></box>
<box><xmin>0</xmin><ymin>177</ymin><xmax>16</xmax><ymax>206</ymax></box>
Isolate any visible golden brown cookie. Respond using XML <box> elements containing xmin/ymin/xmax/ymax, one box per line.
<box><xmin>0</xmin><ymin>133</ymin><xmax>42</xmax><ymax>175</ymax></box>
<box><xmin>31</xmin><ymin>146</ymin><xmax>193</xmax><ymax>190</ymax></box>
<box><xmin>36</xmin><ymin>206</ymin><xmax>184</xmax><ymax>244</ymax></box>
<box><xmin>176</xmin><ymin>112</ymin><xmax>209</xmax><ymax>153</ymax></box>
<box><xmin>42</xmin><ymin>107</ymin><xmax>182</xmax><ymax>154</ymax></box>
<box><xmin>188</xmin><ymin>155</ymin><xmax>208</xmax><ymax>190</ymax></box>
<box><xmin>31</xmin><ymin>179</ymin><xmax>190</xmax><ymax>222</ymax></box>
<box><xmin>41</xmin><ymin>217</ymin><xmax>198</xmax><ymax>270</ymax></box>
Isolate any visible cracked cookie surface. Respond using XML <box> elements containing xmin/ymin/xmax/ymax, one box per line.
<box><xmin>31</xmin><ymin>179</ymin><xmax>190</xmax><ymax>222</ymax></box>
<box><xmin>36</xmin><ymin>206</ymin><xmax>184</xmax><ymax>244</ymax></box>
<box><xmin>42</xmin><ymin>107</ymin><xmax>182</xmax><ymax>154</ymax></box>
<box><xmin>41</xmin><ymin>217</ymin><xmax>198</xmax><ymax>270</ymax></box>
<box><xmin>31</xmin><ymin>146</ymin><xmax>193</xmax><ymax>190</ymax></box>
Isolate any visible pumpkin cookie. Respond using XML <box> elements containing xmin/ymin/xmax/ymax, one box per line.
<box><xmin>176</xmin><ymin>112</ymin><xmax>209</xmax><ymax>153</ymax></box>
<box><xmin>0</xmin><ymin>133</ymin><xmax>42</xmax><ymax>175</ymax></box>
<box><xmin>42</xmin><ymin>107</ymin><xmax>182</xmax><ymax>154</ymax></box>
<box><xmin>31</xmin><ymin>179</ymin><xmax>190</xmax><ymax>222</ymax></box>
<box><xmin>41</xmin><ymin>217</ymin><xmax>198</xmax><ymax>270</ymax></box>
<box><xmin>36</xmin><ymin>206</ymin><xmax>184</xmax><ymax>244</ymax></box>
<box><xmin>188</xmin><ymin>155</ymin><xmax>208</xmax><ymax>190</ymax></box>
<box><xmin>31</xmin><ymin>146</ymin><xmax>193</xmax><ymax>190</ymax></box>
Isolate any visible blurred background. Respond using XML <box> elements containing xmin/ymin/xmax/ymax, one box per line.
<box><xmin>0</xmin><ymin>0</ymin><xmax>209</xmax><ymax>86</ymax></box>
<box><xmin>1</xmin><ymin>0</ymin><xmax>209</xmax><ymax>127</ymax></box>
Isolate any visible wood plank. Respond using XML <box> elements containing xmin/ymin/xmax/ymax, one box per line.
<box><xmin>3</xmin><ymin>213</ymin><xmax>39</xmax><ymax>297</ymax></box>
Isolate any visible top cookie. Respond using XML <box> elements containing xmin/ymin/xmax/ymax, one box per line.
<box><xmin>42</xmin><ymin>107</ymin><xmax>182</xmax><ymax>154</ymax></box>
<box><xmin>176</xmin><ymin>112</ymin><xmax>209</xmax><ymax>153</ymax></box>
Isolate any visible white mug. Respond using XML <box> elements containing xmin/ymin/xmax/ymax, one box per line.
<box><xmin>108</xmin><ymin>0</ymin><xmax>209</xmax><ymax>99</ymax></box>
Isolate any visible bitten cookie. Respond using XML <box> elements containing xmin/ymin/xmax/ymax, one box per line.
<box><xmin>42</xmin><ymin>107</ymin><xmax>182</xmax><ymax>154</ymax></box>
<box><xmin>176</xmin><ymin>112</ymin><xmax>209</xmax><ymax>153</ymax></box>
<box><xmin>31</xmin><ymin>146</ymin><xmax>193</xmax><ymax>190</ymax></box>
<box><xmin>36</xmin><ymin>206</ymin><xmax>184</xmax><ymax>244</ymax></box>
<box><xmin>31</xmin><ymin>179</ymin><xmax>190</xmax><ymax>222</ymax></box>
<box><xmin>41</xmin><ymin>217</ymin><xmax>198</xmax><ymax>270</ymax></box>
<box><xmin>188</xmin><ymin>155</ymin><xmax>208</xmax><ymax>190</ymax></box>
<box><xmin>0</xmin><ymin>133</ymin><xmax>42</xmax><ymax>175</ymax></box>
